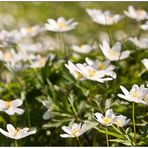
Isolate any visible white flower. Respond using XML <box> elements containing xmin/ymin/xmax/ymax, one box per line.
<box><xmin>99</xmin><ymin>41</ymin><xmax>130</xmax><ymax>61</ymax></box>
<box><xmin>86</xmin><ymin>9</ymin><xmax>123</xmax><ymax>25</ymax></box>
<box><xmin>118</xmin><ymin>84</ymin><xmax>148</xmax><ymax>105</ymax></box>
<box><xmin>0</xmin><ymin>99</ymin><xmax>24</xmax><ymax>115</ymax></box>
<box><xmin>0</xmin><ymin>124</ymin><xmax>36</xmax><ymax>140</ymax></box>
<box><xmin>94</xmin><ymin>109</ymin><xmax>116</xmax><ymax>126</ymax></box>
<box><xmin>85</xmin><ymin>57</ymin><xmax>116</xmax><ymax>79</ymax></box>
<box><xmin>0</xmin><ymin>29</ymin><xmax>21</xmax><ymax>47</ymax></box>
<box><xmin>142</xmin><ymin>59</ymin><xmax>148</xmax><ymax>70</ymax></box>
<box><xmin>71</xmin><ymin>44</ymin><xmax>93</xmax><ymax>54</ymax></box>
<box><xmin>42</xmin><ymin>100</ymin><xmax>51</xmax><ymax>120</ymax></box>
<box><xmin>65</xmin><ymin>61</ymin><xmax>85</xmax><ymax>81</ymax></box>
<box><xmin>45</xmin><ymin>17</ymin><xmax>78</xmax><ymax>32</ymax></box>
<box><xmin>76</xmin><ymin>63</ymin><xmax>113</xmax><ymax>83</ymax></box>
<box><xmin>114</xmin><ymin>115</ymin><xmax>130</xmax><ymax>127</ymax></box>
<box><xmin>124</xmin><ymin>5</ymin><xmax>148</xmax><ymax>21</ymax></box>
<box><xmin>60</xmin><ymin>123</ymin><xmax>86</xmax><ymax>138</ymax></box>
<box><xmin>129</xmin><ymin>37</ymin><xmax>148</xmax><ymax>49</ymax></box>
<box><xmin>20</xmin><ymin>25</ymin><xmax>44</xmax><ymax>37</ymax></box>
<box><xmin>141</xmin><ymin>21</ymin><xmax>148</xmax><ymax>30</ymax></box>
<box><xmin>30</xmin><ymin>55</ymin><xmax>47</xmax><ymax>68</ymax></box>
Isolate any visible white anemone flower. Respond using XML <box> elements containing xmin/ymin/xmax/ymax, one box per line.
<box><xmin>85</xmin><ymin>57</ymin><xmax>116</xmax><ymax>79</ymax></box>
<box><xmin>20</xmin><ymin>25</ymin><xmax>44</xmax><ymax>37</ymax></box>
<box><xmin>76</xmin><ymin>63</ymin><xmax>113</xmax><ymax>83</ymax></box>
<box><xmin>65</xmin><ymin>61</ymin><xmax>85</xmax><ymax>81</ymax></box>
<box><xmin>141</xmin><ymin>21</ymin><xmax>148</xmax><ymax>30</ymax></box>
<box><xmin>0</xmin><ymin>29</ymin><xmax>21</xmax><ymax>47</ymax></box>
<box><xmin>86</xmin><ymin>9</ymin><xmax>123</xmax><ymax>25</ymax></box>
<box><xmin>114</xmin><ymin>115</ymin><xmax>130</xmax><ymax>127</ymax></box>
<box><xmin>141</xmin><ymin>59</ymin><xmax>148</xmax><ymax>70</ymax></box>
<box><xmin>124</xmin><ymin>5</ymin><xmax>148</xmax><ymax>21</ymax></box>
<box><xmin>118</xmin><ymin>84</ymin><xmax>148</xmax><ymax>105</ymax></box>
<box><xmin>45</xmin><ymin>17</ymin><xmax>78</xmax><ymax>32</ymax></box>
<box><xmin>71</xmin><ymin>44</ymin><xmax>93</xmax><ymax>54</ymax></box>
<box><xmin>94</xmin><ymin>109</ymin><xmax>116</xmax><ymax>126</ymax></box>
<box><xmin>99</xmin><ymin>41</ymin><xmax>130</xmax><ymax>61</ymax></box>
<box><xmin>0</xmin><ymin>124</ymin><xmax>36</xmax><ymax>140</ymax></box>
<box><xmin>60</xmin><ymin>123</ymin><xmax>86</xmax><ymax>138</ymax></box>
<box><xmin>129</xmin><ymin>37</ymin><xmax>148</xmax><ymax>49</ymax></box>
<box><xmin>0</xmin><ymin>99</ymin><xmax>24</xmax><ymax>115</ymax></box>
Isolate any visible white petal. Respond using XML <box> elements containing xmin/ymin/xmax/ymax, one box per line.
<box><xmin>60</xmin><ymin>134</ymin><xmax>72</xmax><ymax>138</ymax></box>
<box><xmin>94</xmin><ymin>112</ymin><xmax>103</xmax><ymax>123</ymax></box>
<box><xmin>11</xmin><ymin>99</ymin><xmax>23</xmax><ymax>107</ymax></box>
<box><xmin>0</xmin><ymin>128</ymin><xmax>11</xmax><ymax>138</ymax></box>
<box><xmin>120</xmin><ymin>86</ymin><xmax>129</xmax><ymax>96</ymax></box>
<box><xmin>7</xmin><ymin>124</ymin><xmax>15</xmax><ymax>133</ymax></box>
<box><xmin>120</xmin><ymin>51</ymin><xmax>130</xmax><ymax>60</ymax></box>
<box><xmin>62</xmin><ymin>126</ymin><xmax>71</xmax><ymax>135</ymax></box>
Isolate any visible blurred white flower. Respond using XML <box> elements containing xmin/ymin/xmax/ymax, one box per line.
<box><xmin>86</xmin><ymin>9</ymin><xmax>123</xmax><ymax>25</ymax></box>
<box><xmin>65</xmin><ymin>61</ymin><xmax>85</xmax><ymax>81</ymax></box>
<box><xmin>99</xmin><ymin>41</ymin><xmax>130</xmax><ymax>61</ymax></box>
<box><xmin>118</xmin><ymin>84</ymin><xmax>148</xmax><ymax>105</ymax></box>
<box><xmin>0</xmin><ymin>29</ymin><xmax>21</xmax><ymax>47</ymax></box>
<box><xmin>30</xmin><ymin>55</ymin><xmax>47</xmax><ymax>68</ymax></box>
<box><xmin>76</xmin><ymin>63</ymin><xmax>113</xmax><ymax>83</ymax></box>
<box><xmin>94</xmin><ymin>109</ymin><xmax>116</xmax><ymax>126</ymax></box>
<box><xmin>71</xmin><ymin>44</ymin><xmax>93</xmax><ymax>54</ymax></box>
<box><xmin>114</xmin><ymin>30</ymin><xmax>128</xmax><ymax>41</ymax></box>
<box><xmin>99</xmin><ymin>31</ymin><xmax>110</xmax><ymax>42</ymax></box>
<box><xmin>0</xmin><ymin>124</ymin><xmax>36</xmax><ymax>140</ymax></box>
<box><xmin>42</xmin><ymin>100</ymin><xmax>51</xmax><ymax>120</ymax></box>
<box><xmin>114</xmin><ymin>115</ymin><xmax>130</xmax><ymax>127</ymax></box>
<box><xmin>45</xmin><ymin>17</ymin><xmax>78</xmax><ymax>32</ymax></box>
<box><xmin>141</xmin><ymin>21</ymin><xmax>148</xmax><ymax>30</ymax></box>
<box><xmin>124</xmin><ymin>5</ymin><xmax>148</xmax><ymax>21</ymax></box>
<box><xmin>141</xmin><ymin>59</ymin><xmax>148</xmax><ymax>70</ymax></box>
<box><xmin>0</xmin><ymin>99</ymin><xmax>24</xmax><ymax>115</ymax></box>
<box><xmin>129</xmin><ymin>37</ymin><xmax>148</xmax><ymax>49</ymax></box>
<box><xmin>60</xmin><ymin>123</ymin><xmax>86</xmax><ymax>138</ymax></box>
<box><xmin>85</xmin><ymin>57</ymin><xmax>116</xmax><ymax>79</ymax></box>
<box><xmin>20</xmin><ymin>25</ymin><xmax>44</xmax><ymax>37</ymax></box>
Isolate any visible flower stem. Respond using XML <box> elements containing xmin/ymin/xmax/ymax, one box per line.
<box><xmin>76</xmin><ymin>137</ymin><xmax>82</xmax><ymax>146</ymax></box>
<box><xmin>106</xmin><ymin>128</ymin><xmax>109</xmax><ymax>147</ymax></box>
<box><xmin>132</xmin><ymin>102</ymin><xmax>136</xmax><ymax>144</ymax></box>
<box><xmin>15</xmin><ymin>139</ymin><xmax>18</xmax><ymax>147</ymax></box>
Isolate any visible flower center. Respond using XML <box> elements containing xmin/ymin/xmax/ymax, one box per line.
<box><xmin>88</xmin><ymin>69</ymin><xmax>96</xmax><ymax>77</ymax></box>
<box><xmin>5</xmin><ymin>101</ymin><xmax>12</xmax><ymax>109</ymax></box>
<box><xmin>58</xmin><ymin>22</ymin><xmax>65</xmax><ymax>29</ymax></box>
<box><xmin>114</xmin><ymin>121</ymin><xmax>121</xmax><ymax>127</ymax></box>
<box><xmin>13</xmin><ymin>128</ymin><xmax>21</xmax><ymax>137</ymax></box>
<box><xmin>130</xmin><ymin>92</ymin><xmax>140</xmax><ymax>99</ymax></box>
<box><xmin>75</xmin><ymin>71</ymin><xmax>83</xmax><ymax>80</ymax></box>
<box><xmin>39</xmin><ymin>58</ymin><xmax>46</xmax><ymax>66</ymax></box>
<box><xmin>27</xmin><ymin>27</ymin><xmax>33</xmax><ymax>33</ymax></box>
<box><xmin>71</xmin><ymin>128</ymin><xmax>80</xmax><ymax>136</ymax></box>
<box><xmin>103</xmin><ymin>117</ymin><xmax>112</xmax><ymax>125</ymax></box>
<box><xmin>98</xmin><ymin>63</ymin><xmax>105</xmax><ymax>70</ymax></box>
<box><xmin>80</xmin><ymin>44</ymin><xmax>85</xmax><ymax>48</ymax></box>
<box><xmin>4</xmin><ymin>52</ymin><xmax>12</xmax><ymax>61</ymax></box>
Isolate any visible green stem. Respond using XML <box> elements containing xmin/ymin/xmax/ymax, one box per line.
<box><xmin>132</xmin><ymin>102</ymin><xmax>136</xmax><ymax>144</ymax></box>
<box><xmin>76</xmin><ymin>137</ymin><xmax>82</xmax><ymax>146</ymax></box>
<box><xmin>15</xmin><ymin>139</ymin><xmax>18</xmax><ymax>147</ymax></box>
<box><xmin>106</xmin><ymin>128</ymin><xmax>109</xmax><ymax>147</ymax></box>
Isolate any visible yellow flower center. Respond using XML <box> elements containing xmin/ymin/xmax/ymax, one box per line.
<box><xmin>80</xmin><ymin>44</ymin><xmax>85</xmax><ymax>48</ymax></box>
<box><xmin>114</xmin><ymin>121</ymin><xmax>121</xmax><ymax>127</ymax></box>
<box><xmin>103</xmin><ymin>117</ymin><xmax>112</xmax><ymax>125</ymax></box>
<box><xmin>13</xmin><ymin>128</ymin><xmax>21</xmax><ymax>137</ymax></box>
<box><xmin>58</xmin><ymin>22</ymin><xmax>65</xmax><ymax>29</ymax></box>
<box><xmin>27</xmin><ymin>27</ymin><xmax>33</xmax><ymax>33</ymax></box>
<box><xmin>75</xmin><ymin>71</ymin><xmax>83</xmax><ymax>80</ymax></box>
<box><xmin>5</xmin><ymin>101</ymin><xmax>12</xmax><ymax>109</ymax></box>
<box><xmin>130</xmin><ymin>92</ymin><xmax>140</xmax><ymax>99</ymax></box>
<box><xmin>98</xmin><ymin>63</ymin><xmax>105</xmax><ymax>70</ymax></box>
<box><xmin>88</xmin><ymin>69</ymin><xmax>96</xmax><ymax>77</ymax></box>
<box><xmin>71</xmin><ymin>128</ymin><xmax>80</xmax><ymax>136</ymax></box>
<box><xmin>39</xmin><ymin>58</ymin><xmax>46</xmax><ymax>66</ymax></box>
<box><xmin>4</xmin><ymin>52</ymin><xmax>12</xmax><ymax>61</ymax></box>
